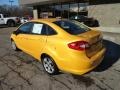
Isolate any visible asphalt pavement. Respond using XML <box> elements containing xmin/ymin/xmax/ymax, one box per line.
<box><xmin>0</xmin><ymin>27</ymin><xmax>120</xmax><ymax>90</ymax></box>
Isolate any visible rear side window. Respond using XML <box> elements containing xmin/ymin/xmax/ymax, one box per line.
<box><xmin>31</xmin><ymin>23</ymin><xmax>47</xmax><ymax>35</ymax></box>
<box><xmin>47</xmin><ymin>26</ymin><xmax>57</xmax><ymax>35</ymax></box>
<box><xmin>53</xmin><ymin>20</ymin><xmax>90</xmax><ymax>35</ymax></box>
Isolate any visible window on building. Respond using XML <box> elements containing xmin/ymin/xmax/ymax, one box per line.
<box><xmin>62</xmin><ymin>4</ymin><xmax>70</xmax><ymax>18</ymax></box>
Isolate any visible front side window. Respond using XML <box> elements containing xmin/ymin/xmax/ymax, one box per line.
<box><xmin>53</xmin><ymin>20</ymin><xmax>91</xmax><ymax>35</ymax></box>
<box><xmin>18</xmin><ymin>22</ymin><xmax>33</xmax><ymax>34</ymax></box>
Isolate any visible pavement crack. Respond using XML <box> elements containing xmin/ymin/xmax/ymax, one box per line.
<box><xmin>99</xmin><ymin>79</ymin><xmax>114</xmax><ymax>90</ymax></box>
<box><xmin>0</xmin><ymin>71</ymin><xmax>12</xmax><ymax>79</ymax></box>
<box><xmin>50</xmin><ymin>76</ymin><xmax>71</xmax><ymax>90</ymax></box>
<box><xmin>0</xmin><ymin>60</ymin><xmax>32</xmax><ymax>86</ymax></box>
<box><xmin>95</xmin><ymin>83</ymin><xmax>107</xmax><ymax>90</ymax></box>
<box><xmin>0</xmin><ymin>52</ymin><xmax>11</xmax><ymax>60</ymax></box>
<box><xmin>0</xmin><ymin>81</ymin><xmax>3</xmax><ymax>90</ymax></box>
<box><xmin>91</xmin><ymin>75</ymin><xmax>114</xmax><ymax>90</ymax></box>
<box><xmin>11</xmin><ymin>54</ymin><xmax>25</xmax><ymax>61</ymax></box>
<box><xmin>114</xmin><ymin>69</ymin><xmax>120</xmax><ymax>73</ymax></box>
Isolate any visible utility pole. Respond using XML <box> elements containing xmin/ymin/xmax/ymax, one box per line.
<box><xmin>9</xmin><ymin>0</ymin><xmax>14</xmax><ymax>16</ymax></box>
<box><xmin>9</xmin><ymin>0</ymin><xmax>14</xmax><ymax>7</ymax></box>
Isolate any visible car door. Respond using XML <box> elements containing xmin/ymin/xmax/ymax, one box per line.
<box><xmin>0</xmin><ymin>15</ymin><xmax>5</xmax><ymax>24</ymax></box>
<box><xmin>22</xmin><ymin>22</ymin><xmax>48</xmax><ymax>59</ymax></box>
<box><xmin>14</xmin><ymin>22</ymin><xmax>33</xmax><ymax>52</ymax></box>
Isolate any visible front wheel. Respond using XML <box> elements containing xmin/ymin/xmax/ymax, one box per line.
<box><xmin>11</xmin><ymin>41</ymin><xmax>19</xmax><ymax>51</ymax></box>
<box><xmin>42</xmin><ymin>56</ymin><xmax>59</xmax><ymax>75</ymax></box>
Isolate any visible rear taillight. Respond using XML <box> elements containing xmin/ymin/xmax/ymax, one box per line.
<box><xmin>16</xmin><ymin>18</ymin><xmax>20</xmax><ymax>22</ymax></box>
<box><xmin>68</xmin><ymin>41</ymin><xmax>90</xmax><ymax>51</ymax></box>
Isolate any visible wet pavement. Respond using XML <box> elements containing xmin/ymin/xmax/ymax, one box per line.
<box><xmin>0</xmin><ymin>27</ymin><xmax>120</xmax><ymax>90</ymax></box>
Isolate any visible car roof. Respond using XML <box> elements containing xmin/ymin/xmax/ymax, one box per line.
<box><xmin>31</xmin><ymin>18</ymin><xmax>65</xmax><ymax>23</ymax></box>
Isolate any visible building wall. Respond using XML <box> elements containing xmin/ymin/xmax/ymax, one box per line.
<box><xmin>20</xmin><ymin>0</ymin><xmax>49</xmax><ymax>5</ymax></box>
<box><xmin>20</xmin><ymin>0</ymin><xmax>76</xmax><ymax>5</ymax></box>
<box><xmin>88</xmin><ymin>3</ymin><xmax>120</xmax><ymax>27</ymax></box>
<box><xmin>20</xmin><ymin>0</ymin><xmax>120</xmax><ymax>27</ymax></box>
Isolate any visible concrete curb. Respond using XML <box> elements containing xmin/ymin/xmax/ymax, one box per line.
<box><xmin>93</xmin><ymin>27</ymin><xmax>120</xmax><ymax>33</ymax></box>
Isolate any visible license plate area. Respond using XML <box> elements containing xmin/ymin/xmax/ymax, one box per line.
<box><xmin>86</xmin><ymin>40</ymin><xmax>103</xmax><ymax>58</ymax></box>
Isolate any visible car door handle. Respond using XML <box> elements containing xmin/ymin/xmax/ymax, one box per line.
<box><xmin>20</xmin><ymin>37</ymin><xmax>40</xmax><ymax>40</ymax></box>
<box><xmin>19</xmin><ymin>37</ymin><xmax>28</xmax><ymax>39</ymax></box>
<box><xmin>28</xmin><ymin>38</ymin><xmax>39</xmax><ymax>40</ymax></box>
<box><xmin>22</xmin><ymin>38</ymin><xmax>35</xmax><ymax>40</ymax></box>
<box><xmin>24</xmin><ymin>37</ymin><xmax>29</xmax><ymax>40</ymax></box>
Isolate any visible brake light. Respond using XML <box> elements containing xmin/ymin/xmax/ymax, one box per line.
<box><xmin>16</xmin><ymin>18</ymin><xmax>19</xmax><ymax>22</ymax></box>
<box><xmin>68</xmin><ymin>41</ymin><xmax>90</xmax><ymax>51</ymax></box>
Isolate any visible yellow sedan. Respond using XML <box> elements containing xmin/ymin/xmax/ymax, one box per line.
<box><xmin>11</xmin><ymin>18</ymin><xmax>106</xmax><ymax>75</ymax></box>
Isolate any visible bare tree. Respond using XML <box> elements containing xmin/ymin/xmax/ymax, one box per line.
<box><xmin>0</xmin><ymin>4</ymin><xmax>33</xmax><ymax>17</ymax></box>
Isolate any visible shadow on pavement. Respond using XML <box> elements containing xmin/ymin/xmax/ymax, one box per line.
<box><xmin>95</xmin><ymin>39</ymin><xmax>120</xmax><ymax>72</ymax></box>
<box><xmin>0</xmin><ymin>25</ymin><xmax>9</xmax><ymax>28</ymax></box>
<box><xmin>0</xmin><ymin>24</ymin><xmax>20</xmax><ymax>29</ymax></box>
<box><xmin>72</xmin><ymin>75</ymin><xmax>95</xmax><ymax>87</ymax></box>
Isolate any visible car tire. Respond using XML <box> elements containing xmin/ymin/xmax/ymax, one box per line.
<box><xmin>11</xmin><ymin>41</ymin><xmax>19</xmax><ymax>51</ymax></box>
<box><xmin>93</xmin><ymin>20</ymin><xmax>99</xmax><ymax>27</ymax></box>
<box><xmin>41</xmin><ymin>56</ymin><xmax>59</xmax><ymax>75</ymax></box>
<box><xmin>7</xmin><ymin>21</ymin><xmax>15</xmax><ymax>27</ymax></box>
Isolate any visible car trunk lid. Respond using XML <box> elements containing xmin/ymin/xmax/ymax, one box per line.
<box><xmin>77</xmin><ymin>30</ymin><xmax>103</xmax><ymax>58</ymax></box>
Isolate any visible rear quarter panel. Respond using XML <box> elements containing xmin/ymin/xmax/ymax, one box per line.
<box><xmin>41</xmin><ymin>34</ymin><xmax>88</xmax><ymax>69</ymax></box>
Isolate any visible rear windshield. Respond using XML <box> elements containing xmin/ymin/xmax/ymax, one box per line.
<box><xmin>53</xmin><ymin>20</ymin><xmax>91</xmax><ymax>35</ymax></box>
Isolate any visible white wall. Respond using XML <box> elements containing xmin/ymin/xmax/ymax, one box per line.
<box><xmin>88</xmin><ymin>3</ymin><xmax>120</xmax><ymax>27</ymax></box>
<box><xmin>33</xmin><ymin>9</ymin><xmax>38</xmax><ymax>19</ymax></box>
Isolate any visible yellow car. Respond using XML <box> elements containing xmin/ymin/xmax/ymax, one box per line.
<box><xmin>11</xmin><ymin>18</ymin><xmax>106</xmax><ymax>75</ymax></box>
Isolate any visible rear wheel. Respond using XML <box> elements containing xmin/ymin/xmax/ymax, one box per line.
<box><xmin>42</xmin><ymin>56</ymin><xmax>59</xmax><ymax>75</ymax></box>
<box><xmin>7</xmin><ymin>21</ymin><xmax>15</xmax><ymax>27</ymax></box>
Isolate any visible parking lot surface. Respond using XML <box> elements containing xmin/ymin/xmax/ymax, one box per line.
<box><xmin>0</xmin><ymin>27</ymin><xmax>120</xmax><ymax>90</ymax></box>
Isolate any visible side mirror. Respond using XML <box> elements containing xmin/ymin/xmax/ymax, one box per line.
<box><xmin>13</xmin><ymin>30</ymin><xmax>21</xmax><ymax>35</ymax></box>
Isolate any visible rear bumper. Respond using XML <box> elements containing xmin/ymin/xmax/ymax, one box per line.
<box><xmin>57</xmin><ymin>47</ymin><xmax>106</xmax><ymax>75</ymax></box>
